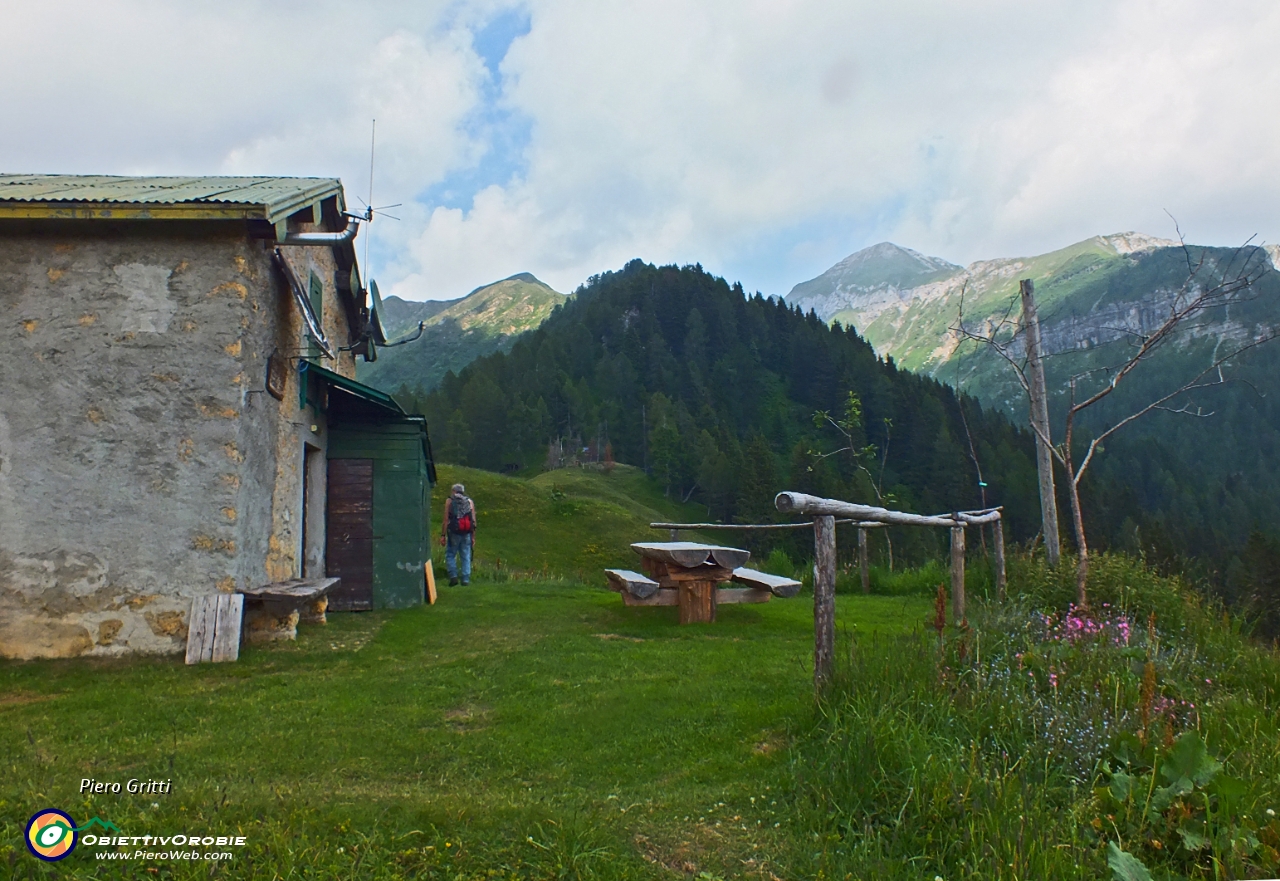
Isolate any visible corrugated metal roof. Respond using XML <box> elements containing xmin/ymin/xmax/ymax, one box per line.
<box><xmin>0</xmin><ymin>175</ymin><xmax>344</xmax><ymax>224</ymax></box>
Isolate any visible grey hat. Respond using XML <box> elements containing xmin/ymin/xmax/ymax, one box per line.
<box><xmin>451</xmin><ymin>483</ymin><xmax>465</xmax><ymax>494</ymax></box>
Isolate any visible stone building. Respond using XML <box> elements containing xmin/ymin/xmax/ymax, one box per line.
<box><xmin>0</xmin><ymin>175</ymin><xmax>435</xmax><ymax>660</ymax></box>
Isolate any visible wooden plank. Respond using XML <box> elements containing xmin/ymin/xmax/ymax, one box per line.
<box><xmin>184</xmin><ymin>596</ymin><xmax>216</xmax><ymax>665</ymax></box>
<box><xmin>239</xmin><ymin>577</ymin><xmax>340</xmax><ymax>600</ymax></box>
<box><xmin>630</xmin><ymin>541</ymin><xmax>750</xmax><ymax>570</ymax></box>
<box><xmin>210</xmin><ymin>594</ymin><xmax>243</xmax><ymax>663</ymax></box>
<box><xmin>631</xmin><ymin>542</ymin><xmax>713</xmax><ymax>568</ymax></box>
<box><xmin>708</xmin><ymin>546</ymin><xmax>751</xmax><ymax>570</ymax></box>
<box><xmin>425</xmin><ymin>561</ymin><xmax>437</xmax><ymax>605</ymax></box>
<box><xmin>813</xmin><ymin>515</ymin><xmax>836</xmax><ymax>689</ymax></box>
<box><xmin>715</xmin><ymin>587</ymin><xmax>772</xmax><ymax>604</ymax></box>
<box><xmin>604</xmin><ymin>568</ymin><xmax>660</xmax><ymax>599</ymax></box>
<box><xmin>658</xmin><ymin>565</ymin><xmax>733</xmax><ymax>584</ymax></box>
<box><xmin>730</xmin><ymin>567</ymin><xmax>801</xmax><ymax>598</ymax></box>
<box><xmin>621</xmin><ymin>588</ymin><xmax>678</xmax><ymax>606</ymax></box>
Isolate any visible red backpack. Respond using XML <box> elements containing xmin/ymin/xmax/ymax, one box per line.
<box><xmin>448</xmin><ymin>496</ymin><xmax>475</xmax><ymax>533</ymax></box>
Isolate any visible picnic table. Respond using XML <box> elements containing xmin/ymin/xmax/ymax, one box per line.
<box><xmin>605</xmin><ymin>541</ymin><xmax>800</xmax><ymax>624</ymax></box>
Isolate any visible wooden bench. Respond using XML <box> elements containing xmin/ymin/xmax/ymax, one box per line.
<box><xmin>730</xmin><ymin>567</ymin><xmax>802</xmax><ymax>598</ymax></box>
<box><xmin>238</xmin><ymin>577</ymin><xmax>340</xmax><ymax>644</ymax></box>
<box><xmin>605</xmin><ymin>569</ymin><xmax>660</xmax><ymax>599</ymax></box>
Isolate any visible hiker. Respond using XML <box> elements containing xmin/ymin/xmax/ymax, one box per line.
<box><xmin>441</xmin><ymin>483</ymin><xmax>477</xmax><ymax>586</ymax></box>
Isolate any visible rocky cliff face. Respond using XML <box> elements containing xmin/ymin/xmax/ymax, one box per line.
<box><xmin>785</xmin><ymin>242</ymin><xmax>961</xmax><ymax>319</ymax></box>
<box><xmin>788</xmin><ymin>233</ymin><xmax>1279</xmax><ymax>379</ymax></box>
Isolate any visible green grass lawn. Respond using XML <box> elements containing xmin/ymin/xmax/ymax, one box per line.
<box><xmin>2</xmin><ymin>575</ymin><xmax>927</xmax><ymax>879</ymax></box>
<box><xmin>9</xmin><ymin>463</ymin><xmax>1278</xmax><ymax>880</ymax></box>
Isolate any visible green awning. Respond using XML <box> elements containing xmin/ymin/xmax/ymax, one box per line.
<box><xmin>298</xmin><ymin>360</ymin><xmax>403</xmax><ymax>414</ymax></box>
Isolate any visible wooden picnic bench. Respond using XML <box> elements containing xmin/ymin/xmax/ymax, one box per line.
<box><xmin>238</xmin><ymin>577</ymin><xmax>340</xmax><ymax>644</ymax></box>
<box><xmin>606</xmin><ymin>542</ymin><xmax>801</xmax><ymax>624</ymax></box>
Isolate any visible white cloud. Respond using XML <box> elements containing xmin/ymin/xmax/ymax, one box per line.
<box><xmin>6</xmin><ymin>1</ymin><xmax>1279</xmax><ymax>299</ymax></box>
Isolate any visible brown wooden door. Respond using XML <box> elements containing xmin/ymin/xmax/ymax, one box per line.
<box><xmin>326</xmin><ymin>459</ymin><xmax>374</xmax><ymax>611</ymax></box>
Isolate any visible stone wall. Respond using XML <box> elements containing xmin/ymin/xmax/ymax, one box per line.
<box><xmin>0</xmin><ymin>220</ymin><xmax>358</xmax><ymax>659</ymax></box>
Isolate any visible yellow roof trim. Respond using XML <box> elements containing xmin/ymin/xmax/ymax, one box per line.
<box><xmin>0</xmin><ymin>203</ymin><xmax>267</xmax><ymax>221</ymax></box>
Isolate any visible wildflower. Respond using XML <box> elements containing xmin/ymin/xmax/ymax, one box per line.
<box><xmin>1267</xmin><ymin>808</ymin><xmax>1276</xmax><ymax>817</ymax></box>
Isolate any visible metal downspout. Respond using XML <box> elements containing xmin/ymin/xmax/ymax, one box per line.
<box><xmin>276</xmin><ymin>219</ymin><xmax>359</xmax><ymax>246</ymax></box>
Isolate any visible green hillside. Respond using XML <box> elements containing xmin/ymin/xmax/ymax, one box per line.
<box><xmin>405</xmin><ymin>260</ymin><xmax>1043</xmax><ymax>555</ymax></box>
<box><xmin>358</xmin><ymin>272</ymin><xmax>567</xmax><ymax>394</ymax></box>
<box><xmin>429</xmin><ymin>463</ymin><xmax>718</xmax><ymax>580</ymax></box>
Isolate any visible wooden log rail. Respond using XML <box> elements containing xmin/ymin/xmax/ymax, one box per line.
<box><xmin>772</xmin><ymin>491</ymin><xmax>1007</xmax><ymax>694</ymax></box>
<box><xmin>773</xmin><ymin>492</ymin><xmax>1002</xmax><ymax>527</ymax></box>
<box><xmin>649</xmin><ymin>519</ymin><xmax>885</xmax><ymax>531</ymax></box>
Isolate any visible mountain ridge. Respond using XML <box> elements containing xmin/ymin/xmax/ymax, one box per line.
<box><xmin>793</xmin><ymin>232</ymin><xmax>1260</xmax><ymax>372</ymax></box>
<box><xmin>786</xmin><ymin>242</ymin><xmax>961</xmax><ymax>320</ymax></box>
<box><xmin>788</xmin><ymin>232</ymin><xmax>1280</xmax><ymax>586</ymax></box>
<box><xmin>358</xmin><ymin>272</ymin><xmax>567</xmax><ymax>393</ymax></box>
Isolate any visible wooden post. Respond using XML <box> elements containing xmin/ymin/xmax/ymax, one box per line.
<box><xmin>678</xmin><ymin>580</ymin><xmax>716</xmax><ymax>624</ymax></box>
<box><xmin>1021</xmin><ymin>278</ymin><xmax>1061</xmax><ymax>567</ymax></box>
<box><xmin>858</xmin><ymin>527</ymin><xmax>870</xmax><ymax>594</ymax></box>
<box><xmin>950</xmin><ymin>525</ymin><xmax>966</xmax><ymax>623</ymax></box>
<box><xmin>813</xmin><ymin>515</ymin><xmax>837</xmax><ymax>690</ymax></box>
<box><xmin>993</xmin><ymin>516</ymin><xmax>1007</xmax><ymax>602</ymax></box>
<box><xmin>669</xmin><ymin>528</ymin><xmax>680</xmax><ymax>541</ymax></box>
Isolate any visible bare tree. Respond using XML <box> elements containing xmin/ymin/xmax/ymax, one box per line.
<box><xmin>954</xmin><ymin>234</ymin><xmax>1276</xmax><ymax>607</ymax></box>
<box><xmin>812</xmin><ymin>393</ymin><xmax>898</xmax><ymax>568</ymax></box>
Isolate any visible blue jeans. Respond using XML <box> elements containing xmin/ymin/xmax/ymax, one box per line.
<box><xmin>446</xmin><ymin>532</ymin><xmax>473</xmax><ymax>582</ymax></box>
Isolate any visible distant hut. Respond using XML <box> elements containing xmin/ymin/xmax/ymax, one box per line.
<box><xmin>0</xmin><ymin>175</ymin><xmax>435</xmax><ymax>659</ymax></box>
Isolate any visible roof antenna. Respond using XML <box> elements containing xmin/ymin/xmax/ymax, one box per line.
<box><xmin>365</xmin><ymin>118</ymin><xmax>375</xmax><ymax>277</ymax></box>
<box><xmin>346</xmin><ymin>118</ymin><xmax>401</xmax><ymax>291</ymax></box>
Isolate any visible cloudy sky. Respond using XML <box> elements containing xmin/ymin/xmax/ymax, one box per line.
<box><xmin>6</xmin><ymin>1</ymin><xmax>1278</xmax><ymax>300</ymax></box>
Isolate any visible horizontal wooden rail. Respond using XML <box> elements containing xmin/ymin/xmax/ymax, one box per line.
<box><xmin>774</xmin><ymin>492</ymin><xmax>1002</xmax><ymax>527</ymax></box>
<box><xmin>649</xmin><ymin>519</ymin><xmax>883</xmax><ymax>531</ymax></box>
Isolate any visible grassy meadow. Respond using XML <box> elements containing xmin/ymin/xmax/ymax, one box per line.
<box><xmin>3</xmin><ymin>464</ymin><xmax>1279</xmax><ymax>879</ymax></box>
<box><xmin>431</xmin><ymin>463</ymin><xmax>718</xmax><ymax>580</ymax></box>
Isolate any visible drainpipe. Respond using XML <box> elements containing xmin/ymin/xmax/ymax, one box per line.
<box><xmin>276</xmin><ymin>218</ymin><xmax>359</xmax><ymax>246</ymax></box>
